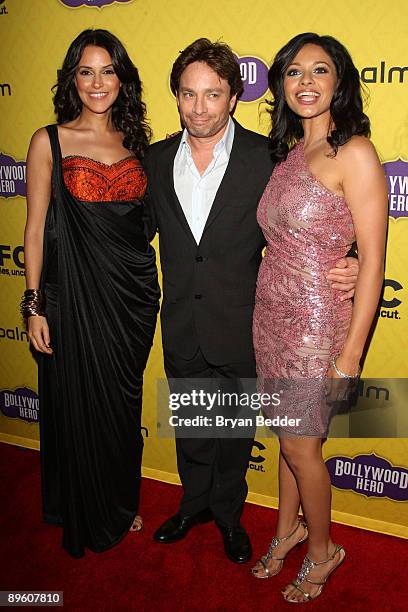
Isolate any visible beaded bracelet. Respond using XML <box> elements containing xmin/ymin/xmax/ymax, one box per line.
<box><xmin>20</xmin><ymin>289</ymin><xmax>46</xmax><ymax>318</ymax></box>
<box><xmin>331</xmin><ymin>355</ymin><xmax>361</xmax><ymax>380</ymax></box>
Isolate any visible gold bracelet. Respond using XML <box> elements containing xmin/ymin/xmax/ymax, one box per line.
<box><xmin>20</xmin><ymin>289</ymin><xmax>46</xmax><ymax>318</ymax></box>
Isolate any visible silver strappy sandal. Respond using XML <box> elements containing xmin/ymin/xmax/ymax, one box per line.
<box><xmin>283</xmin><ymin>543</ymin><xmax>346</xmax><ymax>602</ymax></box>
<box><xmin>129</xmin><ymin>515</ymin><xmax>143</xmax><ymax>532</ymax></box>
<box><xmin>251</xmin><ymin>519</ymin><xmax>308</xmax><ymax>579</ymax></box>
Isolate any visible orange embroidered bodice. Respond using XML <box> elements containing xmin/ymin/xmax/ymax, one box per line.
<box><xmin>62</xmin><ymin>155</ymin><xmax>147</xmax><ymax>202</ymax></box>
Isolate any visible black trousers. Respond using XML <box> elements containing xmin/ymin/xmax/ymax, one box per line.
<box><xmin>164</xmin><ymin>347</ymin><xmax>257</xmax><ymax>528</ymax></box>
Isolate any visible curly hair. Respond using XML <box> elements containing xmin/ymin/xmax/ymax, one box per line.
<box><xmin>267</xmin><ymin>32</ymin><xmax>370</xmax><ymax>162</ymax></box>
<box><xmin>52</xmin><ymin>29</ymin><xmax>151</xmax><ymax>159</ymax></box>
<box><xmin>170</xmin><ymin>38</ymin><xmax>243</xmax><ymax>99</ymax></box>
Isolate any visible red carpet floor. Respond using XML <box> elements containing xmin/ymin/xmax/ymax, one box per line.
<box><xmin>1</xmin><ymin>442</ymin><xmax>407</xmax><ymax>611</ymax></box>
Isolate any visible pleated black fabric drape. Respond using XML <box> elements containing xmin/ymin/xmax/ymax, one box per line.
<box><xmin>38</xmin><ymin>124</ymin><xmax>160</xmax><ymax>558</ymax></box>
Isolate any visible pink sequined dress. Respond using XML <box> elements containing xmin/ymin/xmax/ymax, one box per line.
<box><xmin>253</xmin><ymin>139</ymin><xmax>355</xmax><ymax>435</ymax></box>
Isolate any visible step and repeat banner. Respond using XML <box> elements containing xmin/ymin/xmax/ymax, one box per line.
<box><xmin>0</xmin><ymin>0</ymin><xmax>407</xmax><ymax>537</ymax></box>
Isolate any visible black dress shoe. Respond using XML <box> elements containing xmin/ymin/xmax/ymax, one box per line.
<box><xmin>153</xmin><ymin>509</ymin><xmax>213</xmax><ymax>543</ymax></box>
<box><xmin>217</xmin><ymin>524</ymin><xmax>252</xmax><ymax>563</ymax></box>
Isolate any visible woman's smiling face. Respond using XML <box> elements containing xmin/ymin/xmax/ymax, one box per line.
<box><xmin>75</xmin><ymin>45</ymin><xmax>121</xmax><ymax>115</ymax></box>
<box><xmin>283</xmin><ymin>43</ymin><xmax>338</xmax><ymax>121</ymax></box>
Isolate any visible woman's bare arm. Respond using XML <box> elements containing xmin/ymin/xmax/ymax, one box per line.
<box><xmin>24</xmin><ymin>128</ymin><xmax>53</xmax><ymax>354</ymax></box>
<box><xmin>330</xmin><ymin>136</ymin><xmax>388</xmax><ymax>376</ymax></box>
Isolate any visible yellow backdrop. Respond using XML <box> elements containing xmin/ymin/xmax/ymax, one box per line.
<box><xmin>0</xmin><ymin>0</ymin><xmax>407</xmax><ymax>538</ymax></box>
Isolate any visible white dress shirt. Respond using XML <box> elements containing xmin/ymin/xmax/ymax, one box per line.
<box><xmin>173</xmin><ymin>118</ymin><xmax>235</xmax><ymax>244</ymax></box>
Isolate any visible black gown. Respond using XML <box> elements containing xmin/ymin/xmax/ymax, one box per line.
<box><xmin>38</xmin><ymin>124</ymin><xmax>160</xmax><ymax>558</ymax></box>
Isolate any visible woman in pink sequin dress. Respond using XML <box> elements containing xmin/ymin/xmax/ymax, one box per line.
<box><xmin>252</xmin><ymin>33</ymin><xmax>387</xmax><ymax>602</ymax></box>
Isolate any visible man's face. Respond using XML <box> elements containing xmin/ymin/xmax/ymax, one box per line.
<box><xmin>176</xmin><ymin>61</ymin><xmax>237</xmax><ymax>139</ymax></box>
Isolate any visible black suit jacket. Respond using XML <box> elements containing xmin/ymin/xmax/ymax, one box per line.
<box><xmin>144</xmin><ymin>120</ymin><xmax>274</xmax><ymax>365</ymax></box>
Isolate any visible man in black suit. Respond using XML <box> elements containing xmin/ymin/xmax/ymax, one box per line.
<box><xmin>144</xmin><ymin>38</ymin><xmax>357</xmax><ymax>563</ymax></box>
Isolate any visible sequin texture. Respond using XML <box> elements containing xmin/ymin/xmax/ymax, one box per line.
<box><xmin>253</xmin><ymin>140</ymin><xmax>355</xmax><ymax>435</ymax></box>
<box><xmin>62</xmin><ymin>155</ymin><xmax>147</xmax><ymax>202</ymax></box>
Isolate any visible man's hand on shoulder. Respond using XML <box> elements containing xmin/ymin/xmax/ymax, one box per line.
<box><xmin>326</xmin><ymin>256</ymin><xmax>359</xmax><ymax>301</ymax></box>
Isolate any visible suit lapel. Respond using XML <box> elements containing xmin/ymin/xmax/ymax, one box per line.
<box><xmin>163</xmin><ymin>135</ymin><xmax>197</xmax><ymax>245</ymax></box>
<box><xmin>200</xmin><ymin>121</ymin><xmax>247</xmax><ymax>240</ymax></box>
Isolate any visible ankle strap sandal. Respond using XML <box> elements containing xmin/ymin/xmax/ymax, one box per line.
<box><xmin>251</xmin><ymin>519</ymin><xmax>308</xmax><ymax>579</ymax></box>
<box><xmin>286</xmin><ymin>543</ymin><xmax>346</xmax><ymax>602</ymax></box>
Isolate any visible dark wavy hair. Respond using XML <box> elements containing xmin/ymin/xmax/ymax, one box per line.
<box><xmin>53</xmin><ymin>29</ymin><xmax>151</xmax><ymax>159</ymax></box>
<box><xmin>170</xmin><ymin>38</ymin><xmax>243</xmax><ymax>99</ymax></box>
<box><xmin>268</xmin><ymin>32</ymin><xmax>370</xmax><ymax>162</ymax></box>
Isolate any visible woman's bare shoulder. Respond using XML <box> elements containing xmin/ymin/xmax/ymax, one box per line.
<box><xmin>338</xmin><ymin>135</ymin><xmax>379</xmax><ymax>165</ymax></box>
<box><xmin>29</xmin><ymin>126</ymin><xmax>50</xmax><ymax>147</ymax></box>
<box><xmin>28</xmin><ymin>127</ymin><xmax>52</xmax><ymax>164</ymax></box>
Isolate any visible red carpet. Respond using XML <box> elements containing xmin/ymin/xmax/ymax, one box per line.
<box><xmin>1</xmin><ymin>442</ymin><xmax>406</xmax><ymax>611</ymax></box>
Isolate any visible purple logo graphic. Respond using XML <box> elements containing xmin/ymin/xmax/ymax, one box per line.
<box><xmin>383</xmin><ymin>159</ymin><xmax>408</xmax><ymax>219</ymax></box>
<box><xmin>326</xmin><ymin>454</ymin><xmax>408</xmax><ymax>501</ymax></box>
<box><xmin>234</xmin><ymin>55</ymin><xmax>269</xmax><ymax>103</ymax></box>
<box><xmin>0</xmin><ymin>153</ymin><xmax>26</xmax><ymax>198</ymax></box>
<box><xmin>0</xmin><ymin>387</ymin><xmax>39</xmax><ymax>423</ymax></box>
<box><xmin>60</xmin><ymin>0</ymin><xmax>132</xmax><ymax>7</ymax></box>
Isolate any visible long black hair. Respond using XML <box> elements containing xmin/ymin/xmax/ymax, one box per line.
<box><xmin>268</xmin><ymin>32</ymin><xmax>370</xmax><ymax>162</ymax></box>
<box><xmin>53</xmin><ymin>29</ymin><xmax>151</xmax><ymax>159</ymax></box>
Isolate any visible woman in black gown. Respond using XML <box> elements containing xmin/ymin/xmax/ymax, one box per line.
<box><xmin>22</xmin><ymin>30</ymin><xmax>160</xmax><ymax>558</ymax></box>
